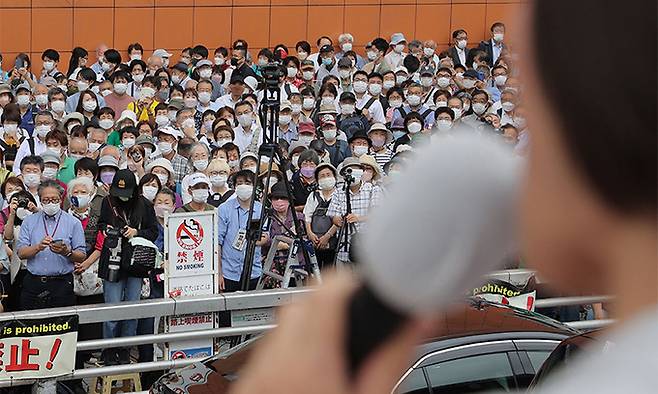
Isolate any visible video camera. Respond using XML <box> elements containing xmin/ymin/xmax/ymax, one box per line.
<box><xmin>261</xmin><ymin>62</ymin><xmax>284</xmax><ymax>90</ymax></box>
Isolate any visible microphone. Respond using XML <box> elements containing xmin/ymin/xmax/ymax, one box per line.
<box><xmin>347</xmin><ymin>132</ymin><xmax>522</xmax><ymax>372</ymax></box>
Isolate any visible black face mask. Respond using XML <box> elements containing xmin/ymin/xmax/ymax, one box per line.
<box><xmin>230</xmin><ymin>58</ymin><xmax>239</xmax><ymax>67</ymax></box>
<box><xmin>191</xmin><ymin>58</ymin><xmax>199</xmax><ymax>67</ymax></box>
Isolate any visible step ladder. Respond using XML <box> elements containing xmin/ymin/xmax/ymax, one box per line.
<box><xmin>91</xmin><ymin>372</ymin><xmax>142</xmax><ymax>394</ymax></box>
<box><xmin>258</xmin><ymin>235</ymin><xmax>322</xmax><ymax>289</ymax></box>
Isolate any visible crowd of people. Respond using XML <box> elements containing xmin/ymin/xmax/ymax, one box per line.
<box><xmin>0</xmin><ymin>22</ymin><xmax>528</xmax><ymax>381</ymax></box>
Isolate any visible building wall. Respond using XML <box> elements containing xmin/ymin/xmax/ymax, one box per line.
<box><xmin>0</xmin><ymin>0</ymin><xmax>522</xmax><ymax>72</ymax></box>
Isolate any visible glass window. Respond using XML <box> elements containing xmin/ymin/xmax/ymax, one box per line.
<box><xmin>395</xmin><ymin>368</ymin><xmax>429</xmax><ymax>394</ymax></box>
<box><xmin>425</xmin><ymin>352</ymin><xmax>516</xmax><ymax>393</ymax></box>
<box><xmin>527</xmin><ymin>351</ymin><xmax>552</xmax><ymax>372</ymax></box>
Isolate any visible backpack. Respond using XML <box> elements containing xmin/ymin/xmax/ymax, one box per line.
<box><xmin>338</xmin><ymin>113</ymin><xmax>369</xmax><ymax>140</ymax></box>
<box><xmin>310</xmin><ymin>192</ymin><xmax>337</xmax><ymax>250</ymax></box>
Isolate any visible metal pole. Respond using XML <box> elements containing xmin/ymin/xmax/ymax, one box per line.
<box><xmin>535</xmin><ymin>295</ymin><xmax>614</xmax><ymax>308</ymax></box>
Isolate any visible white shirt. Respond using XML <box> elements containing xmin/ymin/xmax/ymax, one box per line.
<box><xmin>307</xmin><ymin>53</ymin><xmax>320</xmax><ymax>70</ymax></box>
<box><xmin>13</xmin><ymin>137</ymin><xmax>47</xmax><ymax>175</ymax></box>
<box><xmin>216</xmin><ymin>94</ymin><xmax>241</xmax><ymax>109</ymax></box>
<box><xmin>491</xmin><ymin>39</ymin><xmax>503</xmax><ymax>65</ymax></box>
<box><xmin>197</xmin><ymin>100</ymin><xmax>221</xmax><ymax>113</ymax></box>
<box><xmin>233</xmin><ymin>123</ymin><xmax>264</xmax><ymax>154</ymax></box>
<box><xmin>456</xmin><ymin>47</ymin><xmax>467</xmax><ymax>65</ymax></box>
<box><xmin>385</xmin><ymin>51</ymin><xmax>406</xmax><ymax>69</ymax></box>
<box><xmin>355</xmin><ymin>93</ymin><xmax>386</xmax><ymax>124</ymax></box>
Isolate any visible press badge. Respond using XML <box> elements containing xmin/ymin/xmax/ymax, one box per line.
<box><xmin>232</xmin><ymin>229</ymin><xmax>247</xmax><ymax>251</ymax></box>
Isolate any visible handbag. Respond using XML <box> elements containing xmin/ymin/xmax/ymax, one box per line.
<box><xmin>310</xmin><ymin>192</ymin><xmax>337</xmax><ymax>250</ymax></box>
<box><xmin>73</xmin><ymin>260</ymin><xmax>104</xmax><ymax>296</ymax></box>
<box><xmin>128</xmin><ymin>237</ymin><xmax>161</xmax><ymax>278</ymax></box>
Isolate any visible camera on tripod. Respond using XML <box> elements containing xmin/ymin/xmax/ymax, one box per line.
<box><xmin>341</xmin><ymin>167</ymin><xmax>355</xmax><ymax>185</ymax></box>
<box><xmin>105</xmin><ymin>226</ymin><xmax>123</xmax><ymax>282</ymax></box>
<box><xmin>261</xmin><ymin>63</ymin><xmax>284</xmax><ymax>89</ymax></box>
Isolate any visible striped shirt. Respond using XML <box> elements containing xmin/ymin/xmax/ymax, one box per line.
<box><xmin>370</xmin><ymin>147</ymin><xmax>393</xmax><ymax>169</ymax></box>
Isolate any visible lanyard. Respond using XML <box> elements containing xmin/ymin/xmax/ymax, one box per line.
<box><xmin>43</xmin><ymin>212</ymin><xmax>62</xmax><ymax>239</ymax></box>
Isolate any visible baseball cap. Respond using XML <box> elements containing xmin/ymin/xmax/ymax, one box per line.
<box><xmin>298</xmin><ymin>121</ymin><xmax>316</xmax><ymax>135</ymax></box>
<box><xmin>98</xmin><ymin>155</ymin><xmax>119</xmax><ymax>170</ymax></box>
<box><xmin>156</xmin><ymin>126</ymin><xmax>182</xmax><ymax>139</ymax></box>
<box><xmin>320</xmin><ymin>44</ymin><xmax>334</xmax><ymax>53</ymax></box>
<box><xmin>117</xmin><ymin>110</ymin><xmax>137</xmax><ymax>125</ymax></box>
<box><xmin>301</xmin><ymin>60</ymin><xmax>315</xmax><ymax>69</ymax></box>
<box><xmin>339</xmin><ymin>92</ymin><xmax>356</xmax><ymax>103</ymax></box>
<box><xmin>390</xmin><ymin>33</ymin><xmax>407</xmax><ymax>45</ymax></box>
<box><xmin>110</xmin><ymin>169</ymin><xmax>137</xmax><ymax>199</ymax></box>
<box><xmin>269</xmin><ymin>182</ymin><xmax>288</xmax><ymax>199</ymax></box>
<box><xmin>195</xmin><ymin>60</ymin><xmax>212</xmax><ymax>68</ymax></box>
<box><xmin>280</xmin><ymin>100</ymin><xmax>292</xmax><ymax>111</ymax></box>
<box><xmin>40</xmin><ymin>150</ymin><xmax>60</xmax><ymax>165</ymax></box>
<box><xmin>188</xmin><ymin>172</ymin><xmax>211</xmax><ymax>187</ymax></box>
<box><xmin>320</xmin><ymin>114</ymin><xmax>336</xmax><ymax>128</ymax></box>
<box><xmin>167</xmin><ymin>98</ymin><xmax>184</xmax><ymax>111</ymax></box>
<box><xmin>153</xmin><ymin>49</ymin><xmax>173</xmax><ymax>58</ymax></box>
<box><xmin>419</xmin><ymin>65</ymin><xmax>435</xmax><ymax>76</ymax></box>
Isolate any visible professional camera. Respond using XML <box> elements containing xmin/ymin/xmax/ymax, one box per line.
<box><xmin>341</xmin><ymin>167</ymin><xmax>355</xmax><ymax>185</ymax></box>
<box><xmin>105</xmin><ymin>227</ymin><xmax>123</xmax><ymax>282</ymax></box>
<box><xmin>261</xmin><ymin>63</ymin><xmax>284</xmax><ymax>89</ymax></box>
<box><xmin>17</xmin><ymin>197</ymin><xmax>29</xmax><ymax>209</ymax></box>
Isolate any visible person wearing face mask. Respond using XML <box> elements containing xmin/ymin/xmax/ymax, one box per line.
<box><xmin>31</xmin><ymin>84</ymin><xmax>50</xmax><ymax>115</ymax></box>
<box><xmin>66</xmin><ymin>68</ymin><xmax>107</xmax><ymax>114</ymax></box>
<box><xmin>179</xmin><ymin>143</ymin><xmax>211</xmax><ymax>204</ymax></box>
<box><xmin>175</xmin><ymin>172</ymin><xmax>215</xmax><ymax>213</ymax></box>
<box><xmin>362</xmin><ymin>38</ymin><xmax>393</xmax><ymax>76</ymax></box>
<box><xmin>327</xmin><ymin>158</ymin><xmax>383</xmax><ymax>266</ymax></box>
<box><xmin>14</xmin><ymin>86</ymin><xmax>35</xmax><ymax>135</ymax></box>
<box><xmin>76</xmin><ymin>90</ymin><xmax>100</xmax><ymax>123</ymax></box>
<box><xmin>315</xmin><ymin>45</ymin><xmax>340</xmax><ymax>91</ymax></box>
<box><xmin>302</xmin><ymin>162</ymin><xmax>338</xmax><ymax>270</ymax></box>
<box><xmin>195</xmin><ymin>79</ymin><xmax>220</xmax><ymax>116</ymax></box>
<box><xmin>170</xmin><ymin>62</ymin><xmax>192</xmax><ymax>90</ymax></box>
<box><xmin>335</xmin><ymin>33</ymin><xmax>365</xmax><ymax>68</ymax></box>
<box><xmin>289</xmin><ymin>149</ymin><xmax>319</xmax><ymax>210</ymax></box>
<box><xmin>96</xmin><ymin>169</ymin><xmax>158</xmax><ymax>365</ymax></box>
<box><xmin>366</xmin><ymin>123</ymin><xmax>393</xmax><ymax>168</ymax></box>
<box><xmin>152</xmin><ymin>127</ymin><xmax>188</xmax><ymax>186</ymax></box>
<box><xmin>126</xmin><ymin>59</ymin><xmax>147</xmax><ymax>98</ymax></box>
<box><xmin>512</xmin><ymin>105</ymin><xmax>529</xmax><ymax>156</ymax></box>
<box><xmin>260</xmin><ymin>182</ymin><xmax>307</xmax><ymax>289</ymax></box>
<box><xmin>14</xmin><ymin>178</ymin><xmax>86</xmax><ymax>312</ymax></box>
<box><xmin>494</xmin><ymin>88</ymin><xmax>518</xmax><ymax>126</ymax></box>
<box><xmin>318</xmin><ymin>116</ymin><xmax>350</xmax><ymax>168</ymax></box>
<box><xmin>391</xmin><ymin>82</ymin><xmax>435</xmax><ymax>129</ymax></box>
<box><xmin>336</xmin><ymin>57</ymin><xmax>354</xmax><ymax>93</ymax></box>
<box><xmin>145</xmin><ymin>158</ymin><xmax>180</xmax><ymax>204</ymax></box>
<box><xmin>434</xmin><ymin>107</ymin><xmax>456</xmax><ymax>134</ymax></box>
<box><xmin>461</xmin><ymin>89</ymin><xmax>491</xmax><ymax>130</ymax></box>
<box><xmin>486</xmin><ymin>65</ymin><xmax>509</xmax><ymax>103</ymax></box>
<box><xmin>40</xmin><ymin>150</ymin><xmax>69</xmax><ymax>194</ymax></box>
<box><xmin>233</xmin><ymin>101</ymin><xmax>263</xmax><ymax>155</ymax></box>
<box><xmin>40</xmin><ymin>49</ymin><xmax>61</xmax><ymax>83</ymax></box>
<box><xmin>119</xmin><ymin>126</ymin><xmax>139</xmax><ymax>157</ymax></box>
<box><xmin>217</xmin><ymin>170</ymin><xmax>267</xmax><ymax>292</ymax></box>
<box><xmin>206</xmin><ymin>159</ymin><xmax>233</xmax><ymax>207</ymax></box>
<box><xmin>348</xmin><ymin>130</ymin><xmax>372</xmax><ymax>160</ymax></box>
<box><xmin>359</xmin><ymin>154</ymin><xmax>384</xmax><ymax>188</ymax></box>
<box><xmin>276</xmin><ymin>101</ymin><xmax>298</xmax><ymax>144</ymax></box>
<box><xmin>13</xmin><ymin>111</ymin><xmax>54</xmax><ymax>175</ymax></box>
<box><xmin>350</xmin><ymin>70</ymin><xmax>386</xmax><ymax>124</ymax></box>
<box><xmin>478</xmin><ymin>22</ymin><xmax>506</xmax><ymax>66</ymax></box>
<box><xmin>127</xmin><ymin>82</ymin><xmax>158</xmax><ymax>123</ymax></box>
<box><xmin>216</xmin><ymin>74</ymin><xmax>247</xmax><ymax>110</ymax></box>
<box><xmin>417</xmin><ymin>65</ymin><xmax>438</xmax><ymax>108</ymax></box>
<box><xmin>385</xmin><ymin>33</ymin><xmax>408</xmax><ymax>69</ymax></box>
<box><xmin>336</xmin><ymin>92</ymin><xmax>369</xmax><ymax>141</ymax></box>
<box><xmin>447</xmin><ymin>29</ymin><xmax>470</xmax><ymax>67</ymax></box>
<box><xmin>298</xmin><ymin>60</ymin><xmax>316</xmax><ymax>89</ymax></box>
<box><xmin>104</xmin><ymin>71</ymin><xmax>133</xmax><ymax>118</ymax></box>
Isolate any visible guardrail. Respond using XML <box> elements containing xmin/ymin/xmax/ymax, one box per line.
<box><xmin>0</xmin><ymin>271</ymin><xmax>615</xmax><ymax>388</ymax></box>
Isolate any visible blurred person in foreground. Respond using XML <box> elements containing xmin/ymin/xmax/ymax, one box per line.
<box><xmin>231</xmin><ymin>2</ymin><xmax>656</xmax><ymax>393</ymax></box>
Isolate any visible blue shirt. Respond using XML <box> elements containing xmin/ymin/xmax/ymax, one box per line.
<box><xmin>218</xmin><ymin>198</ymin><xmax>263</xmax><ymax>281</ymax></box>
<box><xmin>155</xmin><ymin>222</ymin><xmax>165</xmax><ymax>253</ymax></box>
<box><xmin>20</xmin><ymin>106</ymin><xmax>34</xmax><ymax>134</ymax></box>
<box><xmin>17</xmin><ymin>210</ymin><xmax>86</xmax><ymax>276</ymax></box>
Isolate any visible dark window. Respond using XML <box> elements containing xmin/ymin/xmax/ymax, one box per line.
<box><xmin>424</xmin><ymin>353</ymin><xmax>516</xmax><ymax>393</ymax></box>
<box><xmin>395</xmin><ymin>368</ymin><xmax>429</xmax><ymax>394</ymax></box>
<box><xmin>527</xmin><ymin>351</ymin><xmax>552</xmax><ymax>372</ymax></box>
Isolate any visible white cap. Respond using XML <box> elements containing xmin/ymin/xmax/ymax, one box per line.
<box><xmin>244</xmin><ymin>76</ymin><xmax>258</xmax><ymax>93</ymax></box>
<box><xmin>153</xmin><ymin>49</ymin><xmax>172</xmax><ymax>58</ymax></box>
<box><xmin>188</xmin><ymin>172</ymin><xmax>210</xmax><ymax>187</ymax></box>
<box><xmin>117</xmin><ymin>110</ymin><xmax>137</xmax><ymax>125</ymax></box>
<box><xmin>156</xmin><ymin>126</ymin><xmax>182</xmax><ymax>139</ymax></box>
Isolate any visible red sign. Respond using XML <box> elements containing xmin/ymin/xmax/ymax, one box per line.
<box><xmin>176</xmin><ymin>219</ymin><xmax>204</xmax><ymax>250</ymax></box>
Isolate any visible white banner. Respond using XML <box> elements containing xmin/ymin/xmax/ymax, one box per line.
<box><xmin>0</xmin><ymin>316</ymin><xmax>78</xmax><ymax>381</ymax></box>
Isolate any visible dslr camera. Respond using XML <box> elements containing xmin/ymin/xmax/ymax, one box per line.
<box><xmin>105</xmin><ymin>226</ymin><xmax>123</xmax><ymax>282</ymax></box>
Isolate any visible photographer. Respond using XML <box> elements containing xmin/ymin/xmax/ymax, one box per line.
<box><xmin>97</xmin><ymin>169</ymin><xmax>158</xmax><ymax>365</ymax></box>
<box><xmin>327</xmin><ymin>158</ymin><xmax>382</xmax><ymax>266</ymax></box>
<box><xmin>16</xmin><ymin>179</ymin><xmax>86</xmax><ymax>310</ymax></box>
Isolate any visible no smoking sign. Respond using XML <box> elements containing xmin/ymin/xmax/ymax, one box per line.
<box><xmin>176</xmin><ymin>219</ymin><xmax>204</xmax><ymax>250</ymax></box>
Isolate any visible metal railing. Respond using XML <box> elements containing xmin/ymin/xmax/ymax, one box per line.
<box><xmin>0</xmin><ymin>270</ymin><xmax>615</xmax><ymax>387</ymax></box>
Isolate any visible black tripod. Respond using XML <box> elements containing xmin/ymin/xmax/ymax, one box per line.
<box><xmin>238</xmin><ymin>64</ymin><xmax>319</xmax><ymax>292</ymax></box>
<box><xmin>333</xmin><ymin>169</ymin><xmax>357</xmax><ymax>266</ymax></box>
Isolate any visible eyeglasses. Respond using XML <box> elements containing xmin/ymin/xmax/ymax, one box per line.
<box><xmin>41</xmin><ymin>198</ymin><xmax>61</xmax><ymax>205</ymax></box>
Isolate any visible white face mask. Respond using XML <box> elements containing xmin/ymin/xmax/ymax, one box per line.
<box><xmin>457</xmin><ymin>39</ymin><xmax>468</xmax><ymax>49</ymax></box>
<box><xmin>436</xmin><ymin>119</ymin><xmax>453</xmax><ymax>131</ymax></box>
<box><xmin>16</xmin><ymin>95</ymin><xmax>30</xmax><ymax>106</ymax></box>
<box><xmin>51</xmin><ymin>100</ymin><xmax>65</xmax><ymax>113</ymax></box>
<box><xmin>155</xmin><ymin>173</ymin><xmax>169</xmax><ymax>185</ymax></box>
<box><xmin>3</xmin><ymin>124</ymin><xmax>17</xmax><ymax>133</ymax></box>
<box><xmin>318</xmin><ymin>177</ymin><xmax>336</xmax><ymax>191</ymax></box>
<box><xmin>155</xmin><ymin>115</ymin><xmax>169</xmax><ymax>127</ymax></box>
<box><xmin>193</xmin><ymin>160</ymin><xmax>208</xmax><ymax>171</ymax></box>
<box><xmin>47</xmin><ymin>146</ymin><xmax>61</xmax><ymax>156</ymax></box>
<box><xmin>341</xmin><ymin>42</ymin><xmax>353</xmax><ymax>52</ymax></box>
<box><xmin>339</xmin><ymin>69</ymin><xmax>351</xmax><ymax>79</ymax></box>
<box><xmin>88</xmin><ymin>142</ymin><xmax>101</xmax><ymax>153</ymax></box>
<box><xmin>437</xmin><ymin>77</ymin><xmax>451</xmax><ymax>88</ymax></box>
<box><xmin>407</xmin><ymin>94</ymin><xmax>421</xmax><ymax>106</ymax></box>
<box><xmin>302</xmin><ymin>71</ymin><xmax>314</xmax><ymax>81</ymax></box>
<box><xmin>238</xmin><ymin>114</ymin><xmax>253</xmax><ymax>128</ymax></box>
<box><xmin>122</xmin><ymin>138</ymin><xmax>135</xmax><ymax>148</ymax></box>
<box><xmin>142</xmin><ymin>185</ymin><xmax>158</xmax><ymax>201</ymax></box>
<box><xmin>199</xmin><ymin>69</ymin><xmax>212</xmax><ymax>79</ymax></box>
<box><xmin>367</xmin><ymin>51</ymin><xmax>378</xmax><ymax>61</ymax></box>
<box><xmin>16</xmin><ymin>207</ymin><xmax>31</xmax><ymax>220</ymax></box>
<box><xmin>350</xmin><ymin>168</ymin><xmax>364</xmax><ymax>184</ymax></box>
<box><xmin>420</xmin><ymin>77</ymin><xmax>433</xmax><ymax>88</ymax></box>
<box><xmin>501</xmin><ymin>101</ymin><xmax>516</xmax><ymax>112</ymax></box>
<box><xmin>302</xmin><ymin>98</ymin><xmax>315</xmax><ymax>110</ymax></box>
<box><xmin>369</xmin><ymin>83</ymin><xmax>382</xmax><ymax>96</ymax></box>
<box><xmin>353</xmin><ymin>80</ymin><xmax>367</xmax><ymax>94</ymax></box>
<box><xmin>99</xmin><ymin>119</ymin><xmax>114</xmax><ymax>130</ymax></box>
<box><xmin>462</xmin><ymin>79</ymin><xmax>476</xmax><ymax>89</ymax></box>
<box><xmin>321</xmin><ymin>97</ymin><xmax>334</xmax><ymax>107</ymax></box>
<box><xmin>191</xmin><ymin>189</ymin><xmax>210</xmax><ymax>203</ymax></box>
<box><xmin>35</xmin><ymin>94</ymin><xmax>48</xmax><ymax>106</ymax></box>
<box><xmin>383</xmin><ymin>80</ymin><xmax>395</xmax><ymax>90</ymax></box>
<box><xmin>235</xmin><ymin>184</ymin><xmax>253</xmax><ymax>201</ymax></box>
<box><xmin>323</xmin><ymin>128</ymin><xmax>337</xmax><ymax>140</ymax></box>
<box><xmin>423</xmin><ymin>47</ymin><xmax>435</xmax><ymax>57</ymax></box>
<box><xmin>493</xmin><ymin>33</ymin><xmax>504</xmax><ymax>42</ymax></box>
<box><xmin>210</xmin><ymin>174</ymin><xmax>228</xmax><ymax>187</ymax></box>
<box><xmin>451</xmin><ymin>108</ymin><xmax>462</xmax><ymax>120</ymax></box>
<box><xmin>435</xmin><ymin>101</ymin><xmax>448</xmax><ymax>108</ymax></box>
<box><xmin>340</xmin><ymin>104</ymin><xmax>355</xmax><ymax>115</ymax></box>
<box><xmin>42</xmin><ymin>202</ymin><xmax>61</xmax><ymax>216</ymax></box>
<box><xmin>155</xmin><ymin>204</ymin><xmax>172</xmax><ymax>218</ymax></box>
<box><xmin>182</xmin><ymin>118</ymin><xmax>196</xmax><ymax>130</ymax></box>
<box><xmin>198</xmin><ymin>91</ymin><xmax>212</xmax><ymax>104</ymax></box>
<box><xmin>130</xmin><ymin>54</ymin><xmax>142</xmax><ymax>61</ymax></box>
<box><xmin>73</xmin><ymin>193</ymin><xmax>91</xmax><ymax>208</ymax></box>
<box><xmin>132</xmin><ymin>74</ymin><xmax>145</xmax><ymax>84</ymax></box>
<box><xmin>494</xmin><ymin>75</ymin><xmax>507</xmax><ymax>86</ymax></box>
<box><xmin>36</xmin><ymin>125</ymin><xmax>51</xmax><ymax>138</ymax></box>
<box><xmin>472</xmin><ymin>102</ymin><xmax>487</xmax><ymax>115</ymax></box>
<box><xmin>77</xmin><ymin>81</ymin><xmax>89</xmax><ymax>92</ymax></box>
<box><xmin>214</xmin><ymin>57</ymin><xmax>225</xmax><ymax>66</ymax></box>
<box><xmin>394</xmin><ymin>44</ymin><xmax>405</xmax><ymax>53</ymax></box>
<box><xmin>82</xmin><ymin>100</ymin><xmax>97</xmax><ymax>112</ymax></box>
<box><xmin>286</xmin><ymin>67</ymin><xmax>297</xmax><ymax>78</ymax></box>
<box><xmin>396</xmin><ymin>75</ymin><xmax>407</xmax><ymax>85</ymax></box>
<box><xmin>158</xmin><ymin>141</ymin><xmax>173</xmax><ymax>155</ymax></box>
<box><xmin>353</xmin><ymin>145</ymin><xmax>368</xmax><ymax>157</ymax></box>
<box><xmin>43</xmin><ymin>61</ymin><xmax>55</xmax><ymax>71</ymax></box>
<box><xmin>407</xmin><ymin>122</ymin><xmax>422</xmax><ymax>134</ymax></box>
<box><xmin>114</xmin><ymin>82</ymin><xmax>128</xmax><ymax>95</ymax></box>
<box><xmin>184</xmin><ymin>98</ymin><xmax>197</xmax><ymax>109</ymax></box>
<box><xmin>388</xmin><ymin>99</ymin><xmax>402</xmax><ymax>109</ymax></box>
<box><xmin>278</xmin><ymin>114</ymin><xmax>291</xmax><ymax>125</ymax></box>
<box><xmin>298</xmin><ymin>135</ymin><xmax>314</xmax><ymax>145</ymax></box>
<box><xmin>42</xmin><ymin>167</ymin><xmax>58</xmax><ymax>180</ymax></box>
<box><xmin>216</xmin><ymin>138</ymin><xmax>232</xmax><ymax>147</ymax></box>
<box><xmin>291</xmin><ymin>104</ymin><xmax>302</xmax><ymax>114</ymax></box>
